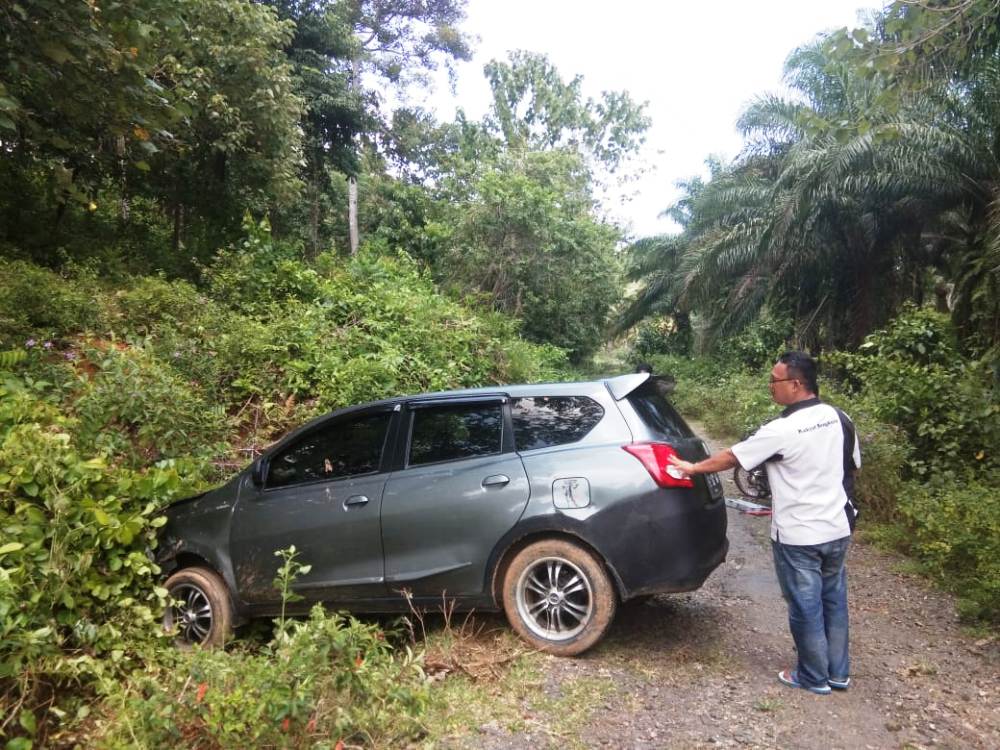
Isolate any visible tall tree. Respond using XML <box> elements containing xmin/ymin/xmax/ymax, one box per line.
<box><xmin>483</xmin><ymin>50</ymin><xmax>650</xmax><ymax>176</ymax></box>
<box><xmin>342</xmin><ymin>0</ymin><xmax>472</xmax><ymax>254</ymax></box>
<box><xmin>1</xmin><ymin>0</ymin><xmax>303</xmax><ymax>262</ymax></box>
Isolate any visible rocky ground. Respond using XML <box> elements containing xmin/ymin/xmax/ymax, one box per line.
<box><xmin>441</xmin><ymin>425</ymin><xmax>1000</xmax><ymax>750</ymax></box>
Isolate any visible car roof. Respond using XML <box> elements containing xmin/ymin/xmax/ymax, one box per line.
<box><xmin>398</xmin><ymin>372</ymin><xmax>650</xmax><ymax>403</ymax></box>
<box><xmin>266</xmin><ymin>373</ymin><xmax>651</xmax><ymax>454</ymax></box>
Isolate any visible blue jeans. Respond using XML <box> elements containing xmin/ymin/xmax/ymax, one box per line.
<box><xmin>771</xmin><ymin>537</ymin><xmax>851</xmax><ymax>689</ymax></box>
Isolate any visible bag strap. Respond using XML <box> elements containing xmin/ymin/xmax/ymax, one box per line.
<box><xmin>833</xmin><ymin>407</ymin><xmax>859</xmax><ymax>529</ymax></box>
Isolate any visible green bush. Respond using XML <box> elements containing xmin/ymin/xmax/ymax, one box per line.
<box><xmin>632</xmin><ymin>315</ymin><xmax>692</xmax><ymax>359</ymax></box>
<box><xmin>98</xmin><ymin>608</ymin><xmax>428</xmax><ymax>748</ymax></box>
<box><xmin>825</xmin><ymin>307</ymin><xmax>999</xmax><ymax>478</ymax></box>
<box><xmin>73</xmin><ymin>344</ymin><xmax>229</xmax><ymax>465</ymax></box>
<box><xmin>719</xmin><ymin>311</ymin><xmax>793</xmax><ymax>370</ymax></box>
<box><xmin>0</xmin><ymin>261</ymin><xmax>106</xmax><ymax>345</ymax></box>
<box><xmin>897</xmin><ymin>477</ymin><xmax>1000</xmax><ymax>621</ymax></box>
<box><xmin>203</xmin><ymin>215</ymin><xmax>325</xmax><ymax>314</ymax></box>
<box><xmin>115</xmin><ymin>277</ymin><xmax>217</xmax><ymax>336</ymax></box>
<box><xmin>0</xmin><ymin>373</ymin><xmax>205</xmax><ymax>743</ymax></box>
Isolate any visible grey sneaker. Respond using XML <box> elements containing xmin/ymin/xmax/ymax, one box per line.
<box><xmin>777</xmin><ymin>669</ymin><xmax>832</xmax><ymax>695</ymax></box>
<box><xmin>828</xmin><ymin>676</ymin><xmax>851</xmax><ymax>690</ymax></box>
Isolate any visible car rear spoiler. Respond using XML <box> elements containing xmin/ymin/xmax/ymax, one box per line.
<box><xmin>604</xmin><ymin>372</ymin><xmax>651</xmax><ymax>401</ymax></box>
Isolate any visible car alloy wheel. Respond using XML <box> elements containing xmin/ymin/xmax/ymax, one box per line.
<box><xmin>502</xmin><ymin>539</ymin><xmax>616</xmax><ymax>656</ymax></box>
<box><xmin>162</xmin><ymin>566</ymin><xmax>233</xmax><ymax>647</ymax></box>
<box><xmin>167</xmin><ymin>582</ymin><xmax>214</xmax><ymax>643</ymax></box>
<box><xmin>515</xmin><ymin>556</ymin><xmax>594</xmax><ymax>641</ymax></box>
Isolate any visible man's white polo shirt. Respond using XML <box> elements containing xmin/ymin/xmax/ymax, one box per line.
<box><xmin>731</xmin><ymin>399</ymin><xmax>861</xmax><ymax>546</ymax></box>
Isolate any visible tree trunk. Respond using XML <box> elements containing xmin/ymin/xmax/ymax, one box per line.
<box><xmin>348</xmin><ymin>56</ymin><xmax>361</xmax><ymax>256</ymax></box>
<box><xmin>348</xmin><ymin>175</ymin><xmax>359</xmax><ymax>255</ymax></box>
<box><xmin>172</xmin><ymin>202</ymin><xmax>183</xmax><ymax>255</ymax></box>
<box><xmin>307</xmin><ymin>176</ymin><xmax>320</xmax><ymax>257</ymax></box>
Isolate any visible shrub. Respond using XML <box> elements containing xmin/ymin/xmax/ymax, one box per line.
<box><xmin>97</xmin><ymin>607</ymin><xmax>428</xmax><ymax>749</ymax></box>
<box><xmin>0</xmin><ymin>373</ymin><xmax>204</xmax><ymax>744</ymax></box>
<box><xmin>632</xmin><ymin>315</ymin><xmax>692</xmax><ymax>359</ymax></box>
<box><xmin>73</xmin><ymin>344</ymin><xmax>228</xmax><ymax>465</ymax></box>
<box><xmin>896</xmin><ymin>477</ymin><xmax>1000</xmax><ymax>621</ymax></box>
<box><xmin>824</xmin><ymin>307</ymin><xmax>999</xmax><ymax>478</ymax></box>
<box><xmin>115</xmin><ymin>277</ymin><xmax>217</xmax><ymax>336</ymax></box>
<box><xmin>203</xmin><ymin>215</ymin><xmax>325</xmax><ymax>314</ymax></box>
<box><xmin>0</xmin><ymin>261</ymin><xmax>106</xmax><ymax>345</ymax></box>
<box><xmin>719</xmin><ymin>311</ymin><xmax>793</xmax><ymax>370</ymax></box>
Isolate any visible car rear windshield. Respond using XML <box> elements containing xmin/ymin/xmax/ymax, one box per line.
<box><xmin>626</xmin><ymin>379</ymin><xmax>693</xmax><ymax>442</ymax></box>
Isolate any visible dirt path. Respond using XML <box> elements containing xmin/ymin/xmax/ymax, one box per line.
<box><xmin>448</xmin><ymin>423</ymin><xmax>1000</xmax><ymax>749</ymax></box>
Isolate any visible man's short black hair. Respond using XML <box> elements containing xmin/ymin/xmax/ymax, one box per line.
<box><xmin>635</xmin><ymin>362</ymin><xmax>653</xmax><ymax>374</ymax></box>
<box><xmin>778</xmin><ymin>351</ymin><xmax>818</xmax><ymax>395</ymax></box>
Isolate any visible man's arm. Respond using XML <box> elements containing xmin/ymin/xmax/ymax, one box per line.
<box><xmin>668</xmin><ymin>449</ymin><xmax>738</xmax><ymax>476</ymax></box>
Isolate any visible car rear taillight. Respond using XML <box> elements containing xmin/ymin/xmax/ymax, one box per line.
<box><xmin>622</xmin><ymin>442</ymin><xmax>695</xmax><ymax>488</ymax></box>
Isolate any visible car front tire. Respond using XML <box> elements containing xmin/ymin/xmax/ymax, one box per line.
<box><xmin>162</xmin><ymin>566</ymin><xmax>233</xmax><ymax>647</ymax></box>
<box><xmin>501</xmin><ymin>539</ymin><xmax>617</xmax><ymax>656</ymax></box>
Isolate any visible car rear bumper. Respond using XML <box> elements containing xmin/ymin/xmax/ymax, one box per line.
<box><xmin>586</xmin><ymin>489</ymin><xmax>729</xmax><ymax>599</ymax></box>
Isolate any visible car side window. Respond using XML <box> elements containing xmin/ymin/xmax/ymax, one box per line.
<box><xmin>409</xmin><ymin>402</ymin><xmax>503</xmax><ymax>466</ymax></box>
<box><xmin>266</xmin><ymin>412</ymin><xmax>391</xmax><ymax>489</ymax></box>
<box><xmin>511</xmin><ymin>396</ymin><xmax>605</xmax><ymax>451</ymax></box>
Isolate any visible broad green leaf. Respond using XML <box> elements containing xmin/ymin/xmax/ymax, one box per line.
<box><xmin>40</xmin><ymin>42</ymin><xmax>74</xmax><ymax>64</ymax></box>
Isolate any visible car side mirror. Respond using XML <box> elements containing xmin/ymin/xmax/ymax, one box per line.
<box><xmin>250</xmin><ymin>459</ymin><xmax>264</xmax><ymax>487</ymax></box>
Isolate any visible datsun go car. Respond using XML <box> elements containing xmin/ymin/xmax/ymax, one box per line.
<box><xmin>157</xmin><ymin>373</ymin><xmax>728</xmax><ymax>656</ymax></box>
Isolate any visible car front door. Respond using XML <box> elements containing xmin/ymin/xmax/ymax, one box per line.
<box><xmin>380</xmin><ymin>397</ymin><xmax>530</xmax><ymax>599</ymax></box>
<box><xmin>229</xmin><ymin>408</ymin><xmax>396</xmax><ymax>606</ymax></box>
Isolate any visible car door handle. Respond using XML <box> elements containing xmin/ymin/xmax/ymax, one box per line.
<box><xmin>482</xmin><ymin>474</ymin><xmax>510</xmax><ymax>488</ymax></box>
<box><xmin>344</xmin><ymin>494</ymin><xmax>369</xmax><ymax>507</ymax></box>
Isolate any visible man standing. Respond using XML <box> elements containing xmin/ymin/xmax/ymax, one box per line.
<box><xmin>668</xmin><ymin>351</ymin><xmax>860</xmax><ymax>696</ymax></box>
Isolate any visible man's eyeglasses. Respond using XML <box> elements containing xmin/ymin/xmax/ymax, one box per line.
<box><xmin>769</xmin><ymin>377</ymin><xmax>798</xmax><ymax>384</ymax></box>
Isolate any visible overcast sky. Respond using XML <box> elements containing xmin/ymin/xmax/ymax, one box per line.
<box><xmin>418</xmin><ymin>0</ymin><xmax>881</xmax><ymax>238</ymax></box>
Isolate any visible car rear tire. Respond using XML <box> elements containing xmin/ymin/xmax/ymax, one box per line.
<box><xmin>163</xmin><ymin>566</ymin><xmax>233</xmax><ymax>647</ymax></box>
<box><xmin>501</xmin><ymin>539</ymin><xmax>617</xmax><ymax>656</ymax></box>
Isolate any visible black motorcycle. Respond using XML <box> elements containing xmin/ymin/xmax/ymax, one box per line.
<box><xmin>733</xmin><ymin>463</ymin><xmax>771</xmax><ymax>504</ymax></box>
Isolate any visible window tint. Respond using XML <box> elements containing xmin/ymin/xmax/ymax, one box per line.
<box><xmin>409</xmin><ymin>403</ymin><xmax>502</xmax><ymax>466</ymax></box>
<box><xmin>511</xmin><ymin>396</ymin><xmax>604</xmax><ymax>451</ymax></box>
<box><xmin>627</xmin><ymin>380</ymin><xmax>692</xmax><ymax>441</ymax></box>
<box><xmin>266</xmin><ymin>412</ymin><xmax>391</xmax><ymax>489</ymax></box>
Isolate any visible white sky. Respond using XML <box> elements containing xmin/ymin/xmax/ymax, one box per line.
<box><xmin>418</xmin><ymin>0</ymin><xmax>881</xmax><ymax>239</ymax></box>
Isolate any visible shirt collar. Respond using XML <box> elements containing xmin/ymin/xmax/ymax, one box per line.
<box><xmin>780</xmin><ymin>396</ymin><xmax>821</xmax><ymax>418</ymax></box>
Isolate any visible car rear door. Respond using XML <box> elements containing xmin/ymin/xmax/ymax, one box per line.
<box><xmin>623</xmin><ymin>378</ymin><xmax>725</xmax><ymax>503</ymax></box>
<box><xmin>229</xmin><ymin>407</ymin><xmax>396</xmax><ymax>605</ymax></box>
<box><xmin>380</xmin><ymin>397</ymin><xmax>530</xmax><ymax>599</ymax></box>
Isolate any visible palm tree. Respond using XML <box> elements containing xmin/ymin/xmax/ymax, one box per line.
<box><xmin>623</xmin><ymin>31</ymin><xmax>1000</xmax><ymax>358</ymax></box>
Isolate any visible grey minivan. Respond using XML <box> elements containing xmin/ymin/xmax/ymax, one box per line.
<box><xmin>157</xmin><ymin>373</ymin><xmax>728</xmax><ymax>656</ymax></box>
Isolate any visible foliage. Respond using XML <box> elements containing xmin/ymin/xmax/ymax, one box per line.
<box><xmin>445</xmin><ymin>149</ymin><xmax>622</xmax><ymax>360</ymax></box>
<box><xmin>897</xmin><ymin>477</ymin><xmax>1000</xmax><ymax>621</ymax></box>
<box><xmin>825</xmin><ymin>307</ymin><xmax>999</xmax><ymax>478</ymax></box>
<box><xmin>721</xmin><ymin>311</ymin><xmax>793</xmax><ymax>370</ymax></box>
<box><xmin>0</xmin><ymin>373</ymin><xmax>204</xmax><ymax>743</ymax></box>
<box><xmin>97</xmin><ymin>553</ymin><xmax>428</xmax><ymax>749</ymax></box>
<box><xmin>623</xmin><ymin>8</ymin><xmax>1000</xmax><ymax>360</ymax></box>
<box><xmin>1</xmin><ymin>0</ymin><xmax>304</xmax><ymax>262</ymax></box>
<box><xmin>98</xmin><ymin>607</ymin><xmax>427</xmax><ymax>749</ymax></box>
<box><xmin>0</xmin><ymin>262</ymin><xmax>105</xmax><ymax>345</ymax></box>
<box><xmin>632</xmin><ymin>316</ymin><xmax>692</xmax><ymax>359</ymax></box>
<box><xmin>483</xmin><ymin>50</ymin><xmax>650</xmax><ymax>174</ymax></box>
<box><xmin>73</xmin><ymin>343</ymin><xmax>229</xmax><ymax>466</ymax></box>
